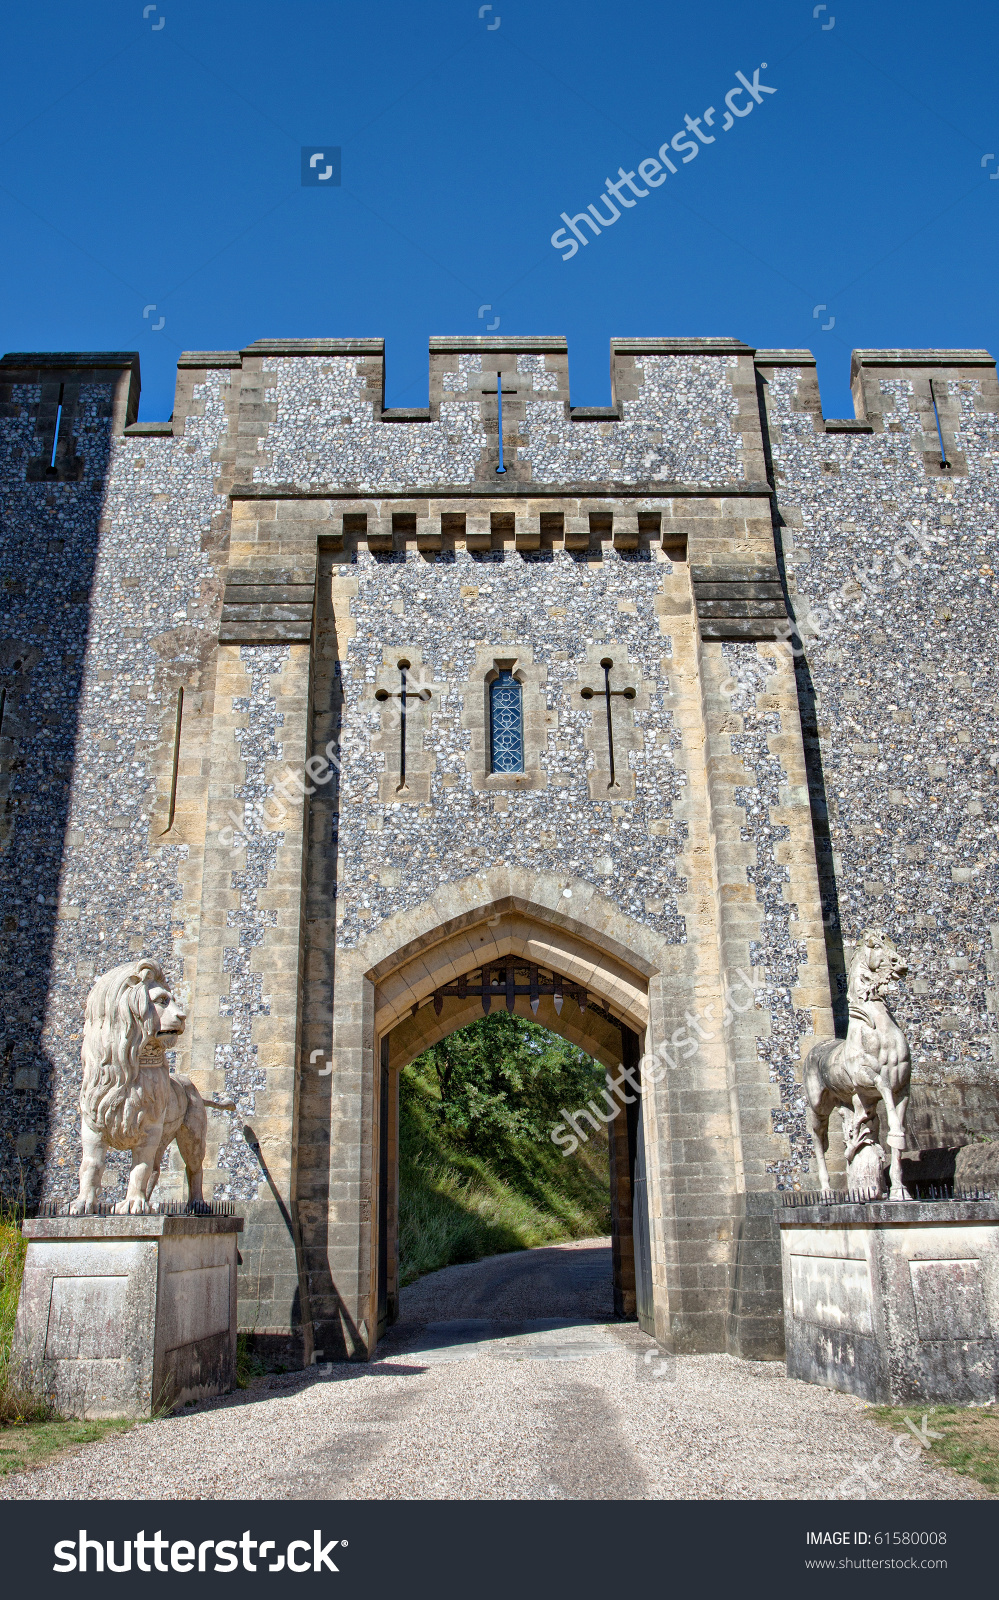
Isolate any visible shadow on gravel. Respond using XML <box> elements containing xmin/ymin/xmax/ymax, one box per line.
<box><xmin>376</xmin><ymin>1316</ymin><xmax>652</xmax><ymax>1366</ymax></box>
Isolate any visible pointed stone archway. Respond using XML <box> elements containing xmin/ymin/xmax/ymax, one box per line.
<box><xmin>294</xmin><ymin>859</ymin><xmax>807</xmax><ymax>1366</ymax></box>
<box><xmin>297</xmin><ymin>872</ymin><xmax>670</xmax><ymax>1361</ymax></box>
<box><xmin>377</xmin><ymin>950</ymin><xmax>649</xmax><ymax>1337</ymax></box>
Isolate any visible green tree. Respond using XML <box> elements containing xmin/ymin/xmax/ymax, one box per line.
<box><xmin>412</xmin><ymin>1011</ymin><xmax>606</xmax><ymax>1149</ymax></box>
<box><xmin>397</xmin><ymin>1013</ymin><xmax>613</xmax><ymax>1283</ymax></box>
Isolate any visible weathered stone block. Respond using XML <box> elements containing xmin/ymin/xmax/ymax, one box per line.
<box><xmin>781</xmin><ymin>1201</ymin><xmax>999</xmax><ymax>1404</ymax></box>
<box><xmin>15</xmin><ymin>1214</ymin><xmax>242</xmax><ymax>1419</ymax></box>
<box><xmin>955</xmin><ymin>1140</ymin><xmax>999</xmax><ymax>1188</ymax></box>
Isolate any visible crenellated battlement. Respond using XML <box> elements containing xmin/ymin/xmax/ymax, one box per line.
<box><xmin>4</xmin><ymin>339</ymin><xmax>993</xmax><ymax>495</ymax></box>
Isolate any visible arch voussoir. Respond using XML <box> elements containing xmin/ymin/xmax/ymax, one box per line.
<box><xmin>354</xmin><ymin>872</ymin><xmax>656</xmax><ymax>1037</ymax></box>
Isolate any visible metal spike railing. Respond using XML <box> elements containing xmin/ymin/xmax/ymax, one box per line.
<box><xmin>781</xmin><ymin>1188</ymin><xmax>880</xmax><ymax>1207</ymax></box>
<box><xmin>36</xmin><ymin>1198</ymin><xmax>236</xmax><ymax>1218</ymax></box>
<box><xmin>781</xmin><ymin>1186</ymin><xmax>997</xmax><ymax>1208</ymax></box>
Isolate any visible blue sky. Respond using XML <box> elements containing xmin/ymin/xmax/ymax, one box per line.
<box><xmin>1</xmin><ymin>0</ymin><xmax>996</xmax><ymax>421</ymax></box>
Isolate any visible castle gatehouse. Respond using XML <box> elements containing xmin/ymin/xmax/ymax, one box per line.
<box><xmin>1</xmin><ymin>335</ymin><xmax>997</xmax><ymax>1361</ymax></box>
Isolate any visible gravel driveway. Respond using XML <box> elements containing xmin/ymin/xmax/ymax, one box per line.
<box><xmin>1</xmin><ymin>1238</ymin><xmax>982</xmax><ymax>1501</ymax></box>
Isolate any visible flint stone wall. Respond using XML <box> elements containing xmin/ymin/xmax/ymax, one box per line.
<box><xmin>0</xmin><ymin>353</ymin><xmax>232</xmax><ymax>1204</ymax></box>
<box><xmin>760</xmin><ymin>349</ymin><xmax>999</xmax><ymax>1145</ymax></box>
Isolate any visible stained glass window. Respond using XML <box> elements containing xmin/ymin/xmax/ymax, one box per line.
<box><xmin>490</xmin><ymin>669</ymin><xmax>524</xmax><ymax>773</ymax></box>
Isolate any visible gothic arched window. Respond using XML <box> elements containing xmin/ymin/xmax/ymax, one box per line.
<box><xmin>490</xmin><ymin>669</ymin><xmax>524</xmax><ymax>773</ymax></box>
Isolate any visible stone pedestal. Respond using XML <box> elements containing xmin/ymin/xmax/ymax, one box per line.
<box><xmin>780</xmin><ymin>1200</ymin><xmax>999</xmax><ymax>1405</ymax></box>
<box><xmin>14</xmin><ymin>1213</ymin><xmax>243</xmax><ymax>1419</ymax></box>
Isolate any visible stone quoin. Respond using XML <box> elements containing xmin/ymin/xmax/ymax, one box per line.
<box><xmin>1</xmin><ymin>335</ymin><xmax>997</xmax><ymax>1363</ymax></box>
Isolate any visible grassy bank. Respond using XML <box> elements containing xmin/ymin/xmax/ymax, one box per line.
<box><xmin>398</xmin><ymin>1020</ymin><xmax>611</xmax><ymax>1286</ymax></box>
<box><xmin>869</xmin><ymin>1404</ymin><xmax>999</xmax><ymax>1495</ymax></box>
<box><xmin>0</xmin><ymin>1416</ymin><xmax>136</xmax><ymax>1479</ymax></box>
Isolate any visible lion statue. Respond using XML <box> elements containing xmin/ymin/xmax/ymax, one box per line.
<box><xmin>71</xmin><ymin>957</ymin><xmax>232</xmax><ymax>1215</ymax></box>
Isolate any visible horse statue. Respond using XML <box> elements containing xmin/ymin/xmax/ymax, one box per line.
<box><xmin>803</xmin><ymin>929</ymin><xmax>912</xmax><ymax>1199</ymax></box>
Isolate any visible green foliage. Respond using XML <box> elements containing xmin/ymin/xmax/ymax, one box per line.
<box><xmin>0</xmin><ymin>1205</ymin><xmax>136</xmax><ymax>1472</ymax></box>
<box><xmin>0</xmin><ymin>1202</ymin><xmax>51</xmax><ymax>1426</ymax></box>
<box><xmin>417</xmin><ymin>1010</ymin><xmax>608</xmax><ymax>1147</ymax></box>
<box><xmin>0</xmin><ymin>1416</ymin><xmax>135</xmax><ymax>1477</ymax></box>
<box><xmin>0</xmin><ymin>1208</ymin><xmax>25</xmax><ymax>1364</ymax></box>
<box><xmin>398</xmin><ymin>1014</ymin><xmax>612</xmax><ymax>1285</ymax></box>
<box><xmin>235</xmin><ymin>1332</ymin><xmax>268</xmax><ymax>1388</ymax></box>
<box><xmin>869</xmin><ymin>1404</ymin><xmax>999</xmax><ymax>1494</ymax></box>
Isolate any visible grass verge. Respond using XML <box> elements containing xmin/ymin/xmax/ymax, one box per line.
<box><xmin>0</xmin><ymin>1417</ymin><xmax>134</xmax><ymax>1478</ymax></box>
<box><xmin>0</xmin><ymin>1202</ymin><xmax>48</xmax><ymax>1428</ymax></box>
<box><xmin>399</xmin><ymin>1057</ymin><xmax>611</xmax><ymax>1285</ymax></box>
<box><xmin>869</xmin><ymin>1404</ymin><xmax>999</xmax><ymax>1495</ymax></box>
<box><xmin>236</xmin><ymin>1332</ymin><xmax>268</xmax><ymax>1388</ymax></box>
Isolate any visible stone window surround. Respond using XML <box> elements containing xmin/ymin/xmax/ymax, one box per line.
<box><xmin>364</xmin><ymin>633</ymin><xmax>654</xmax><ymax>805</ymax></box>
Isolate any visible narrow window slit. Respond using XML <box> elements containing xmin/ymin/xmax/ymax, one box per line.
<box><xmin>398</xmin><ymin>661</ymin><xmax>410</xmax><ymax>791</ymax></box>
<box><xmin>376</xmin><ymin>659</ymin><xmax>430</xmax><ymax>794</ymax></box>
<box><xmin>496</xmin><ymin>369</ymin><xmax>506</xmax><ymax>475</ymax></box>
<box><xmin>162</xmin><ymin>687</ymin><xmax>183</xmax><ymax>832</ymax></box>
<box><xmin>47</xmin><ymin>383</ymin><xmax>65</xmax><ymax>476</ymax></box>
<box><xmin>928</xmin><ymin>378</ymin><xmax>951</xmax><ymax>470</ymax></box>
<box><xmin>580</xmin><ymin>657</ymin><xmax>636</xmax><ymax>789</ymax></box>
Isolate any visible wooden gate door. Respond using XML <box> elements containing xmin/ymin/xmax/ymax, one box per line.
<box><xmin>377</xmin><ymin>1037</ymin><xmax>389</xmax><ymax>1340</ymax></box>
<box><xmin>623</xmin><ymin>1028</ymin><xmax>654</xmax><ymax>1335</ymax></box>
